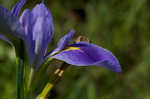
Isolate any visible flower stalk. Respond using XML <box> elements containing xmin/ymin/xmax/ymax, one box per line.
<box><xmin>37</xmin><ymin>63</ymin><xmax>69</xmax><ymax>99</ymax></box>
<box><xmin>36</xmin><ymin>83</ymin><xmax>53</xmax><ymax>99</ymax></box>
<box><xmin>27</xmin><ymin>68</ymin><xmax>35</xmax><ymax>91</ymax></box>
<box><xmin>15</xmin><ymin>40</ymin><xmax>25</xmax><ymax>99</ymax></box>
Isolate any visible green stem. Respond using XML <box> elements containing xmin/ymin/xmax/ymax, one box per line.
<box><xmin>17</xmin><ymin>58</ymin><xmax>24</xmax><ymax>99</ymax></box>
<box><xmin>16</xmin><ymin>40</ymin><xmax>25</xmax><ymax>99</ymax></box>
<box><xmin>27</xmin><ymin>68</ymin><xmax>34</xmax><ymax>91</ymax></box>
<box><xmin>36</xmin><ymin>63</ymin><xmax>69</xmax><ymax>99</ymax></box>
<box><xmin>25</xmin><ymin>68</ymin><xmax>35</xmax><ymax>99</ymax></box>
<box><xmin>36</xmin><ymin>83</ymin><xmax>53</xmax><ymax>99</ymax></box>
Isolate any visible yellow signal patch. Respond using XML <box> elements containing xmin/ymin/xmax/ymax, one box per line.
<box><xmin>64</xmin><ymin>47</ymin><xmax>80</xmax><ymax>51</ymax></box>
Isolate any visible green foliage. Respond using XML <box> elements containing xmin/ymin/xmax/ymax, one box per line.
<box><xmin>0</xmin><ymin>0</ymin><xmax>150</xmax><ymax>98</ymax></box>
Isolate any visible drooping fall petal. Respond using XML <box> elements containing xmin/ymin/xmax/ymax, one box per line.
<box><xmin>0</xmin><ymin>6</ymin><xmax>25</xmax><ymax>40</ymax></box>
<box><xmin>52</xmin><ymin>42</ymin><xmax>121</xmax><ymax>72</ymax></box>
<box><xmin>0</xmin><ymin>0</ymin><xmax>26</xmax><ymax>45</ymax></box>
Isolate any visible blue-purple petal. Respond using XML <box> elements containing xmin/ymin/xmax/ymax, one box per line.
<box><xmin>0</xmin><ymin>6</ymin><xmax>25</xmax><ymax>39</ymax></box>
<box><xmin>19</xmin><ymin>3</ymin><xmax>53</xmax><ymax>68</ymax></box>
<box><xmin>11</xmin><ymin>0</ymin><xmax>27</xmax><ymax>16</ymax></box>
<box><xmin>32</xmin><ymin>4</ymin><xmax>53</xmax><ymax>54</ymax></box>
<box><xmin>19</xmin><ymin>9</ymin><xmax>35</xmax><ymax>65</ymax></box>
<box><xmin>57</xmin><ymin>29</ymin><xmax>75</xmax><ymax>51</ymax></box>
<box><xmin>52</xmin><ymin>42</ymin><xmax>121</xmax><ymax>72</ymax></box>
<box><xmin>42</xmin><ymin>0</ymin><xmax>45</xmax><ymax>3</ymax></box>
<box><xmin>46</xmin><ymin>30</ymin><xmax>75</xmax><ymax>57</ymax></box>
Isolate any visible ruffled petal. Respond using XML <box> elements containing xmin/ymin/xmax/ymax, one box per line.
<box><xmin>0</xmin><ymin>6</ymin><xmax>25</xmax><ymax>40</ymax></box>
<box><xmin>19</xmin><ymin>3</ymin><xmax>53</xmax><ymax>68</ymax></box>
<box><xmin>52</xmin><ymin>42</ymin><xmax>121</xmax><ymax>72</ymax></box>
<box><xmin>11</xmin><ymin>0</ymin><xmax>27</xmax><ymax>16</ymax></box>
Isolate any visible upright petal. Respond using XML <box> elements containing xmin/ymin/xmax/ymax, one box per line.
<box><xmin>11</xmin><ymin>0</ymin><xmax>27</xmax><ymax>16</ymax></box>
<box><xmin>47</xmin><ymin>30</ymin><xmax>75</xmax><ymax>57</ymax></box>
<box><xmin>0</xmin><ymin>6</ymin><xmax>25</xmax><ymax>40</ymax></box>
<box><xmin>52</xmin><ymin>42</ymin><xmax>121</xmax><ymax>72</ymax></box>
<box><xmin>57</xmin><ymin>30</ymin><xmax>75</xmax><ymax>51</ymax></box>
<box><xmin>19</xmin><ymin>3</ymin><xmax>53</xmax><ymax>68</ymax></box>
<box><xmin>20</xmin><ymin>9</ymin><xmax>35</xmax><ymax>65</ymax></box>
<box><xmin>42</xmin><ymin>0</ymin><xmax>45</xmax><ymax>3</ymax></box>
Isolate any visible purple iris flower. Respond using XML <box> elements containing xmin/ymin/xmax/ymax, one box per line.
<box><xmin>0</xmin><ymin>0</ymin><xmax>121</xmax><ymax>72</ymax></box>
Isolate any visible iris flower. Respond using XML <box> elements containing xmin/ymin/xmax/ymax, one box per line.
<box><xmin>0</xmin><ymin>0</ymin><xmax>121</xmax><ymax>72</ymax></box>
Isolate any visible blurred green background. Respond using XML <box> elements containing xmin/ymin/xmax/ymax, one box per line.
<box><xmin>0</xmin><ymin>0</ymin><xmax>150</xmax><ymax>99</ymax></box>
